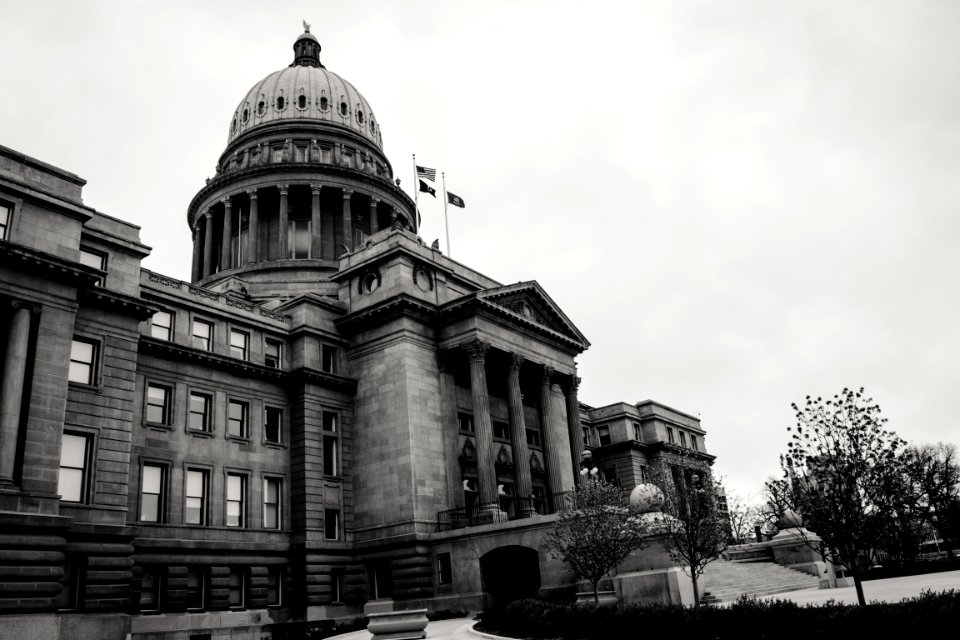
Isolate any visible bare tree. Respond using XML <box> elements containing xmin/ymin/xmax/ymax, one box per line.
<box><xmin>650</xmin><ymin>453</ymin><xmax>728</xmax><ymax>606</ymax></box>
<box><xmin>726</xmin><ymin>491</ymin><xmax>761</xmax><ymax>545</ymax></box>
<box><xmin>759</xmin><ymin>476</ymin><xmax>792</xmax><ymax>535</ymax></box>
<box><xmin>782</xmin><ymin>387</ymin><xmax>906</xmax><ymax>606</ymax></box>
<box><xmin>543</xmin><ymin>478</ymin><xmax>650</xmax><ymax>605</ymax></box>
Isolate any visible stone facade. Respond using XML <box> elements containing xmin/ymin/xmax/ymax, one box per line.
<box><xmin>0</xmin><ymin>27</ymin><xmax>715</xmax><ymax>639</ymax></box>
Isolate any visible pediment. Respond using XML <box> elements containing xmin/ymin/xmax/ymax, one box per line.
<box><xmin>477</xmin><ymin>281</ymin><xmax>590</xmax><ymax>348</ymax></box>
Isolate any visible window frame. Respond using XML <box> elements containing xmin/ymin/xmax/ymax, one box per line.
<box><xmin>632</xmin><ymin>421</ymin><xmax>642</xmax><ymax>442</ymax></box>
<box><xmin>139</xmin><ymin>566</ymin><xmax>163</xmax><ymax>613</ymax></box>
<box><xmin>184</xmin><ymin>466</ymin><xmax>210</xmax><ymax>526</ymax></box>
<box><xmin>68</xmin><ymin>337</ymin><xmax>99</xmax><ymax>386</ymax></box>
<box><xmin>666</xmin><ymin>426</ymin><xmax>675</xmax><ymax>444</ymax></box>
<box><xmin>150</xmin><ymin>310</ymin><xmax>173</xmax><ymax>341</ymax></box>
<box><xmin>321</xmin><ymin>344</ymin><xmax>338</xmax><ymax>374</ymax></box>
<box><xmin>229</xmin><ymin>328</ymin><xmax>249</xmax><ymax>360</ymax></box>
<box><xmin>597</xmin><ymin>425</ymin><xmax>611</xmax><ymax>446</ymax></box>
<box><xmin>263</xmin><ymin>476</ymin><xmax>282</xmax><ymax>530</ymax></box>
<box><xmin>267</xmin><ymin>567</ymin><xmax>283</xmax><ymax>607</ymax></box>
<box><xmin>185</xmin><ymin>567</ymin><xmax>206</xmax><ymax>612</ymax></box>
<box><xmin>324</xmin><ymin>508</ymin><xmax>340</xmax><ymax>541</ymax></box>
<box><xmin>228</xmin><ymin>567</ymin><xmax>246</xmax><ymax>610</ymax></box>
<box><xmin>145</xmin><ymin>382</ymin><xmax>173</xmax><ymax>426</ymax></box>
<box><xmin>139</xmin><ymin>461</ymin><xmax>168</xmax><ymax>523</ymax></box>
<box><xmin>225</xmin><ymin>471</ymin><xmax>247</xmax><ymax>528</ymax></box>
<box><xmin>192</xmin><ymin>318</ymin><xmax>214</xmax><ymax>351</ymax></box>
<box><xmin>0</xmin><ymin>198</ymin><xmax>14</xmax><ymax>241</ymax></box>
<box><xmin>437</xmin><ymin>553</ymin><xmax>453</xmax><ymax>586</ymax></box>
<box><xmin>264</xmin><ymin>405</ymin><xmax>283</xmax><ymax>445</ymax></box>
<box><xmin>78</xmin><ymin>247</ymin><xmax>107</xmax><ymax>286</ymax></box>
<box><xmin>457</xmin><ymin>411</ymin><xmax>474</xmax><ymax>434</ymax></box>
<box><xmin>492</xmin><ymin>419</ymin><xmax>510</xmax><ymax>441</ymax></box>
<box><xmin>680</xmin><ymin>431</ymin><xmax>688</xmax><ymax>448</ymax></box>
<box><xmin>187</xmin><ymin>390</ymin><xmax>213</xmax><ymax>434</ymax></box>
<box><xmin>227</xmin><ymin>399</ymin><xmax>249</xmax><ymax>440</ymax></box>
<box><xmin>264</xmin><ymin>338</ymin><xmax>282</xmax><ymax>369</ymax></box>
<box><xmin>322</xmin><ymin>411</ymin><xmax>339</xmax><ymax>477</ymax></box>
<box><xmin>58</xmin><ymin>430</ymin><xmax>94</xmax><ymax>504</ymax></box>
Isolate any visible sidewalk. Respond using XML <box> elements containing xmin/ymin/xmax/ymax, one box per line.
<box><xmin>328</xmin><ymin>571</ymin><xmax>960</xmax><ymax>640</ymax></box>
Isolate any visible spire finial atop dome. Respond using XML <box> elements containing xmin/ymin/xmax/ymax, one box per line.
<box><xmin>292</xmin><ymin>22</ymin><xmax>323</xmax><ymax>68</ymax></box>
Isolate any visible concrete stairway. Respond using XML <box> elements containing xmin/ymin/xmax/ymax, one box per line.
<box><xmin>700</xmin><ymin>559</ymin><xmax>820</xmax><ymax>604</ymax></box>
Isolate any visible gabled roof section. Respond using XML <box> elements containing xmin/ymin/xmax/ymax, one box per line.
<box><xmin>475</xmin><ymin>280</ymin><xmax>590</xmax><ymax>350</ymax></box>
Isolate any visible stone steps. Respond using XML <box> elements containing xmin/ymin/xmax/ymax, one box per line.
<box><xmin>700</xmin><ymin>559</ymin><xmax>820</xmax><ymax>603</ymax></box>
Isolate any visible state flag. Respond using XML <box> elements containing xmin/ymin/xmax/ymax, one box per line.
<box><xmin>447</xmin><ymin>191</ymin><xmax>465</xmax><ymax>208</ymax></box>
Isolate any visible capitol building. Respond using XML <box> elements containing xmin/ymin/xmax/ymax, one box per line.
<box><xmin>0</xmin><ymin>26</ymin><xmax>711</xmax><ymax>639</ymax></box>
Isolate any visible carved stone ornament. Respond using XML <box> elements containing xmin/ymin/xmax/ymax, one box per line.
<box><xmin>530</xmin><ymin>452</ymin><xmax>543</xmax><ymax>472</ymax></box>
<box><xmin>497</xmin><ymin>445</ymin><xmax>512</xmax><ymax>467</ymax></box>
<box><xmin>461</xmin><ymin>439</ymin><xmax>477</xmax><ymax>461</ymax></box>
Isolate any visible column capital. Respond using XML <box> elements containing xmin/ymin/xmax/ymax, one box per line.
<box><xmin>541</xmin><ymin>364</ymin><xmax>554</xmax><ymax>384</ymax></box>
<box><xmin>570</xmin><ymin>375</ymin><xmax>581</xmax><ymax>392</ymax></box>
<box><xmin>342</xmin><ymin>189</ymin><xmax>354</xmax><ymax>199</ymax></box>
<box><xmin>9</xmin><ymin>300</ymin><xmax>40</xmax><ymax>314</ymax></box>
<box><xmin>310</xmin><ymin>184</ymin><xmax>322</xmax><ymax>196</ymax></box>
<box><xmin>278</xmin><ymin>184</ymin><xmax>289</xmax><ymax>196</ymax></box>
<box><xmin>370</xmin><ymin>197</ymin><xmax>381</xmax><ymax>206</ymax></box>
<box><xmin>463</xmin><ymin>339</ymin><xmax>489</xmax><ymax>363</ymax></box>
<box><xmin>246</xmin><ymin>189</ymin><xmax>258</xmax><ymax>200</ymax></box>
<box><xmin>220</xmin><ymin>196</ymin><xmax>232</xmax><ymax>207</ymax></box>
<box><xmin>204</xmin><ymin>209</ymin><xmax>214</xmax><ymax>219</ymax></box>
<box><xmin>510</xmin><ymin>353</ymin><xmax>525</xmax><ymax>373</ymax></box>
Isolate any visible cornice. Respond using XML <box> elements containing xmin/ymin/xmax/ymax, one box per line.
<box><xmin>335</xmin><ymin>294</ymin><xmax>437</xmax><ymax>336</ymax></box>
<box><xmin>441</xmin><ymin>296</ymin><xmax>587</xmax><ymax>354</ymax></box>
<box><xmin>0</xmin><ymin>241</ymin><xmax>101</xmax><ymax>287</ymax></box>
<box><xmin>287</xmin><ymin>367</ymin><xmax>358</xmax><ymax>394</ymax></box>
<box><xmin>80</xmin><ymin>288</ymin><xmax>158</xmax><ymax>320</ymax></box>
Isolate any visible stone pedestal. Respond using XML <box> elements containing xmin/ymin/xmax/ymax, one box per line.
<box><xmin>367</xmin><ymin>608</ymin><xmax>428</xmax><ymax>640</ymax></box>
<box><xmin>614</xmin><ymin>567</ymin><xmax>695</xmax><ymax>606</ymax></box>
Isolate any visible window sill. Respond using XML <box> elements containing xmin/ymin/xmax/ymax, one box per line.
<box><xmin>226</xmin><ymin>436</ymin><xmax>251</xmax><ymax>444</ymax></box>
<box><xmin>68</xmin><ymin>381</ymin><xmax>103</xmax><ymax>393</ymax></box>
<box><xmin>187</xmin><ymin>429</ymin><xmax>214</xmax><ymax>439</ymax></box>
<box><xmin>143</xmin><ymin>421</ymin><xmax>173</xmax><ymax>431</ymax></box>
<box><xmin>264</xmin><ymin>441</ymin><xmax>285</xmax><ymax>449</ymax></box>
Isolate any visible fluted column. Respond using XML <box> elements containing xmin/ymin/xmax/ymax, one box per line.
<box><xmin>369</xmin><ymin>197</ymin><xmax>380</xmax><ymax>234</ymax></box>
<box><xmin>278</xmin><ymin>185</ymin><xmax>289</xmax><ymax>259</ymax></box>
<box><xmin>246</xmin><ymin>189</ymin><xmax>259</xmax><ymax>264</ymax></box>
<box><xmin>341</xmin><ymin>189</ymin><xmax>354</xmax><ymax>253</ymax></box>
<box><xmin>310</xmin><ymin>184</ymin><xmax>322</xmax><ymax>259</ymax></box>
<box><xmin>507</xmin><ymin>354</ymin><xmax>533</xmax><ymax>517</ymax></box>
<box><xmin>202</xmin><ymin>210</ymin><xmax>215</xmax><ymax>277</ymax></box>
<box><xmin>566</xmin><ymin>376</ymin><xmax>584</xmax><ymax>484</ymax></box>
<box><xmin>0</xmin><ymin>303</ymin><xmax>32</xmax><ymax>485</ymax></box>
<box><xmin>539</xmin><ymin>365</ymin><xmax>566</xmax><ymax>500</ymax></box>
<box><xmin>220</xmin><ymin>197</ymin><xmax>233</xmax><ymax>270</ymax></box>
<box><xmin>190</xmin><ymin>223</ymin><xmax>202</xmax><ymax>281</ymax></box>
<box><xmin>438</xmin><ymin>353</ymin><xmax>464</xmax><ymax>508</ymax></box>
<box><xmin>464</xmin><ymin>340</ymin><xmax>497</xmax><ymax>511</ymax></box>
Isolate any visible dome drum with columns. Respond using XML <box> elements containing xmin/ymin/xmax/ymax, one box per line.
<box><xmin>186</xmin><ymin>27</ymin><xmax>416</xmax><ymax>298</ymax></box>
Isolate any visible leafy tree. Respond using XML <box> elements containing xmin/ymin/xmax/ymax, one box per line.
<box><xmin>650</xmin><ymin>454</ymin><xmax>728</xmax><ymax>606</ymax></box>
<box><xmin>782</xmin><ymin>387</ymin><xmax>906</xmax><ymax>606</ymax></box>
<box><xmin>903</xmin><ymin>443</ymin><xmax>960</xmax><ymax>550</ymax></box>
<box><xmin>543</xmin><ymin>478</ymin><xmax>650</xmax><ymax>605</ymax></box>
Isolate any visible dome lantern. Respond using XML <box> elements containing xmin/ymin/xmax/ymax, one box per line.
<box><xmin>292</xmin><ymin>21</ymin><xmax>324</xmax><ymax>68</ymax></box>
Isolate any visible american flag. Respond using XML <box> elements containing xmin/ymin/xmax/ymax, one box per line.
<box><xmin>416</xmin><ymin>165</ymin><xmax>436</xmax><ymax>181</ymax></box>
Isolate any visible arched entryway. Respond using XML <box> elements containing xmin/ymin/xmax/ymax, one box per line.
<box><xmin>479</xmin><ymin>546</ymin><xmax>541</xmax><ymax>609</ymax></box>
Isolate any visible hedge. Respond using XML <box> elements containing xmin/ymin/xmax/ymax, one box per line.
<box><xmin>476</xmin><ymin>590</ymin><xmax>960</xmax><ymax>640</ymax></box>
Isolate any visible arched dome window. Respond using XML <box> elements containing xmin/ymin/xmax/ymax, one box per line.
<box><xmin>319</xmin><ymin>95</ymin><xmax>329</xmax><ymax>111</ymax></box>
<box><xmin>231</xmin><ymin>117</ymin><xmax>237</xmax><ymax>134</ymax></box>
<box><xmin>242</xmin><ymin>107</ymin><xmax>249</xmax><ymax>123</ymax></box>
<box><xmin>276</xmin><ymin>95</ymin><xmax>286</xmax><ymax>111</ymax></box>
<box><xmin>357</xmin><ymin>109</ymin><xmax>364</xmax><ymax>125</ymax></box>
<box><xmin>257</xmin><ymin>97</ymin><xmax>266</xmax><ymax>116</ymax></box>
<box><xmin>339</xmin><ymin>100</ymin><xmax>348</xmax><ymax>117</ymax></box>
<box><xmin>297</xmin><ymin>93</ymin><xmax>307</xmax><ymax>110</ymax></box>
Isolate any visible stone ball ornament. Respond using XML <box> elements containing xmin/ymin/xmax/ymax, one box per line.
<box><xmin>778</xmin><ymin>509</ymin><xmax>804</xmax><ymax>530</ymax></box>
<box><xmin>629</xmin><ymin>483</ymin><xmax>665</xmax><ymax>514</ymax></box>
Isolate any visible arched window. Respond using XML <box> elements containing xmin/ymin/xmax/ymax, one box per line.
<box><xmin>339</xmin><ymin>101</ymin><xmax>348</xmax><ymax>117</ymax></box>
<box><xmin>357</xmin><ymin>110</ymin><xmax>364</xmax><ymax>124</ymax></box>
<box><xmin>276</xmin><ymin>95</ymin><xmax>285</xmax><ymax>111</ymax></box>
<box><xmin>257</xmin><ymin>99</ymin><xmax>266</xmax><ymax>116</ymax></box>
<box><xmin>298</xmin><ymin>94</ymin><xmax>307</xmax><ymax>109</ymax></box>
<box><xmin>320</xmin><ymin>95</ymin><xmax>329</xmax><ymax>111</ymax></box>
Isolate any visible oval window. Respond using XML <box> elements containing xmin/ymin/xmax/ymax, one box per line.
<box><xmin>298</xmin><ymin>94</ymin><xmax>307</xmax><ymax>109</ymax></box>
<box><xmin>340</xmin><ymin>101</ymin><xmax>348</xmax><ymax>116</ymax></box>
<box><xmin>320</xmin><ymin>96</ymin><xmax>329</xmax><ymax>111</ymax></box>
<box><xmin>357</xmin><ymin>110</ymin><xmax>364</xmax><ymax>124</ymax></box>
<box><xmin>277</xmin><ymin>96</ymin><xmax>285</xmax><ymax>110</ymax></box>
<box><xmin>257</xmin><ymin>100</ymin><xmax>266</xmax><ymax>116</ymax></box>
<box><xmin>242</xmin><ymin>108</ymin><xmax>249</xmax><ymax>123</ymax></box>
<box><xmin>361</xmin><ymin>272</ymin><xmax>379</xmax><ymax>294</ymax></box>
<box><xmin>231</xmin><ymin>117</ymin><xmax>237</xmax><ymax>133</ymax></box>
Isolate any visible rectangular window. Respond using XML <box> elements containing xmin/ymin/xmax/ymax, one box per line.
<box><xmin>322</xmin><ymin>411</ymin><xmax>339</xmax><ymax>476</ymax></box>
<box><xmin>230</xmin><ymin>329</ymin><xmax>249</xmax><ymax>360</ymax></box>
<box><xmin>324</xmin><ymin>508</ymin><xmax>340</xmax><ymax>540</ymax></box>
<box><xmin>330</xmin><ymin>569</ymin><xmax>344</xmax><ymax>604</ymax></box>
<box><xmin>526</xmin><ymin>428</ymin><xmax>541</xmax><ymax>448</ymax></box>
<box><xmin>58</xmin><ymin>432</ymin><xmax>91</xmax><ymax>503</ymax></box>
<box><xmin>288</xmin><ymin>219</ymin><xmax>311</xmax><ymax>259</ymax></box>
<box><xmin>457</xmin><ymin>412</ymin><xmax>474</xmax><ymax>433</ymax></box>
<box><xmin>192</xmin><ymin>319</ymin><xmax>213</xmax><ymax>351</ymax></box>
<box><xmin>140</xmin><ymin>463</ymin><xmax>166</xmax><ymax>522</ymax></box>
<box><xmin>146</xmin><ymin>383</ymin><xmax>171</xmax><ymax>424</ymax></box>
<box><xmin>264</xmin><ymin>406</ymin><xmax>283</xmax><ymax>443</ymax></box>
<box><xmin>492</xmin><ymin>420</ymin><xmax>509</xmax><ymax>440</ymax></box>
<box><xmin>69</xmin><ymin>338</ymin><xmax>97</xmax><ymax>385</ymax></box>
<box><xmin>604</xmin><ymin>467</ymin><xmax>620</xmax><ymax>487</ymax></box>
<box><xmin>321</xmin><ymin>345</ymin><xmax>338</xmax><ymax>373</ymax></box>
<box><xmin>57</xmin><ymin>557</ymin><xmax>83</xmax><ymax>611</ymax></box>
<box><xmin>437</xmin><ymin>553</ymin><xmax>452</xmax><ymax>585</ymax></box>
<box><xmin>582</xmin><ymin>426</ymin><xmax>591</xmax><ymax>446</ymax></box>
<box><xmin>267</xmin><ymin>568</ymin><xmax>283</xmax><ymax>606</ymax></box>
<box><xmin>79</xmin><ymin>248</ymin><xmax>106</xmax><ymax>286</ymax></box>
<box><xmin>228</xmin><ymin>568</ymin><xmax>245</xmax><ymax>609</ymax></box>
<box><xmin>691</xmin><ymin>435</ymin><xmax>699</xmax><ymax>451</ymax></box>
<box><xmin>226</xmin><ymin>473</ymin><xmax>246</xmax><ymax>527</ymax></box>
<box><xmin>0</xmin><ymin>201</ymin><xmax>11</xmax><ymax>240</ymax></box>
<box><xmin>228</xmin><ymin>400</ymin><xmax>249</xmax><ymax>438</ymax></box>
<box><xmin>185</xmin><ymin>469</ymin><xmax>208</xmax><ymax>525</ymax></box>
<box><xmin>666</xmin><ymin>427</ymin><xmax>675</xmax><ymax>444</ymax></box>
<box><xmin>151</xmin><ymin>310</ymin><xmax>173</xmax><ymax>340</ymax></box>
<box><xmin>264</xmin><ymin>339</ymin><xmax>282</xmax><ymax>368</ymax></box>
<box><xmin>186</xmin><ymin>568</ymin><xmax>205</xmax><ymax>611</ymax></box>
<box><xmin>263</xmin><ymin>477</ymin><xmax>281</xmax><ymax>529</ymax></box>
<box><xmin>140</xmin><ymin>568</ymin><xmax>162</xmax><ymax>612</ymax></box>
<box><xmin>532</xmin><ymin>485</ymin><xmax>546</xmax><ymax>515</ymax></box>
<box><xmin>680</xmin><ymin>431</ymin><xmax>688</xmax><ymax>448</ymax></box>
<box><xmin>633</xmin><ymin>422</ymin><xmax>642</xmax><ymax>442</ymax></box>
<box><xmin>189</xmin><ymin>392</ymin><xmax>211</xmax><ymax>432</ymax></box>
<box><xmin>597</xmin><ymin>425</ymin><xmax>611</xmax><ymax>446</ymax></box>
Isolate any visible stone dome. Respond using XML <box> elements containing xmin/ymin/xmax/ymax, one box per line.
<box><xmin>227</xmin><ymin>28</ymin><xmax>383</xmax><ymax>150</ymax></box>
<box><xmin>629</xmin><ymin>483</ymin><xmax>665</xmax><ymax>514</ymax></box>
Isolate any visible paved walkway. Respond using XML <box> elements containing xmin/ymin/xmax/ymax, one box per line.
<box><xmin>329</xmin><ymin>571</ymin><xmax>960</xmax><ymax>640</ymax></box>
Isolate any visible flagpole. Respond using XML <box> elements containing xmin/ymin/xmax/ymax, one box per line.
<box><xmin>442</xmin><ymin>171</ymin><xmax>451</xmax><ymax>257</ymax></box>
<box><xmin>412</xmin><ymin>154</ymin><xmax>419</xmax><ymax>232</ymax></box>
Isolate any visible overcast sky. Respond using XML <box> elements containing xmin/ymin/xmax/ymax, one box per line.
<box><xmin>4</xmin><ymin>0</ymin><xmax>959</xmax><ymax>502</ymax></box>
